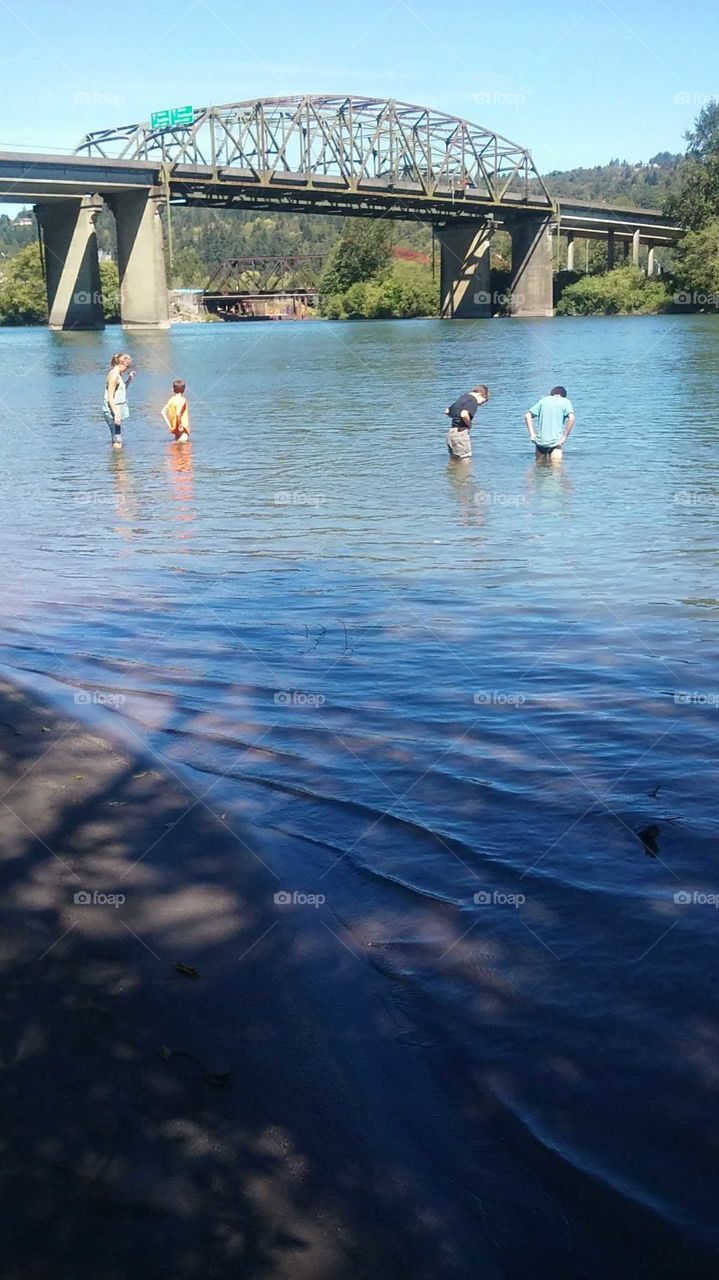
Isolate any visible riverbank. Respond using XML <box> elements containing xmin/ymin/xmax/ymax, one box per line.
<box><xmin>0</xmin><ymin>677</ymin><xmax>499</xmax><ymax>1280</ymax></box>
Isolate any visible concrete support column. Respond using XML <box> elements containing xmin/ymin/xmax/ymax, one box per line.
<box><xmin>35</xmin><ymin>196</ymin><xmax>104</xmax><ymax>331</ymax></box>
<box><xmin>607</xmin><ymin>229</ymin><xmax>615</xmax><ymax>270</ymax></box>
<box><xmin>110</xmin><ymin>187</ymin><xmax>169</xmax><ymax>329</ymax></box>
<box><xmin>508</xmin><ymin>214</ymin><xmax>553</xmax><ymax>318</ymax></box>
<box><xmin>632</xmin><ymin>228</ymin><xmax>641</xmax><ymax>268</ymax></box>
<box><xmin>437</xmin><ymin>223</ymin><xmax>492</xmax><ymax>318</ymax></box>
<box><xmin>647</xmin><ymin>245</ymin><xmax>656</xmax><ymax>276</ymax></box>
<box><xmin>566</xmin><ymin>234</ymin><xmax>576</xmax><ymax>271</ymax></box>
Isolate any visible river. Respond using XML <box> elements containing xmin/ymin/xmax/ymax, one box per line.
<box><xmin>1</xmin><ymin>314</ymin><xmax>718</xmax><ymax>1275</ymax></box>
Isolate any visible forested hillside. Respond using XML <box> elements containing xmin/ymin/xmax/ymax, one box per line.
<box><xmin>0</xmin><ymin>214</ymin><xmax>35</xmax><ymax>260</ymax></box>
<box><xmin>537</xmin><ymin>152</ymin><xmax>682</xmax><ymax>208</ymax></box>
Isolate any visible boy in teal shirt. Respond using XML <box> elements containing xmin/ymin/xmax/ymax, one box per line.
<box><xmin>524</xmin><ymin>386</ymin><xmax>575</xmax><ymax>460</ymax></box>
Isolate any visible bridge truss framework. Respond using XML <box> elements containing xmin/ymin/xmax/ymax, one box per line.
<box><xmin>76</xmin><ymin>95</ymin><xmax>554</xmax><ymax>219</ymax></box>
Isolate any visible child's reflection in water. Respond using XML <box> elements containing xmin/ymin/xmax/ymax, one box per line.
<box><xmin>167</xmin><ymin>441</ymin><xmax>195</xmax><ymax>546</ymax></box>
<box><xmin>107</xmin><ymin>444</ymin><xmax>196</xmax><ymax>548</ymax></box>
<box><xmin>108</xmin><ymin>449</ymin><xmax>136</xmax><ymax>533</ymax></box>
<box><xmin>446</xmin><ymin>459</ymin><xmax>488</xmax><ymax>528</ymax></box>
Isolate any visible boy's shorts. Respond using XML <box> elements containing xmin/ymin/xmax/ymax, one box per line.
<box><xmin>447</xmin><ymin>427</ymin><xmax>472</xmax><ymax>459</ymax></box>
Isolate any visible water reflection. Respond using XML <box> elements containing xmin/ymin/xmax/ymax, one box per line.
<box><xmin>108</xmin><ymin>449</ymin><xmax>136</xmax><ymax>531</ymax></box>
<box><xmin>166</xmin><ymin>441</ymin><xmax>196</xmax><ymax>548</ymax></box>
<box><xmin>525</xmin><ymin>455</ymin><xmax>574</xmax><ymax>506</ymax></box>
<box><xmin>445</xmin><ymin>459</ymin><xmax>488</xmax><ymax>528</ymax></box>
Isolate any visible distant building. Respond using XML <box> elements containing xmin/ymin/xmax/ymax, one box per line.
<box><xmin>168</xmin><ymin>288</ymin><xmax>205</xmax><ymax>322</ymax></box>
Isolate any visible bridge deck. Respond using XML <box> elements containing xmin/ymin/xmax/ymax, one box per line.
<box><xmin>0</xmin><ymin>151</ymin><xmax>681</xmax><ymax>245</ymax></box>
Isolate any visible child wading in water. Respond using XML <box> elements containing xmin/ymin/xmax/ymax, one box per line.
<box><xmin>161</xmin><ymin>380</ymin><xmax>190</xmax><ymax>443</ymax></box>
<box><xmin>103</xmin><ymin>352</ymin><xmax>135</xmax><ymax>448</ymax></box>
<box><xmin>444</xmin><ymin>384</ymin><xmax>489</xmax><ymax>459</ymax></box>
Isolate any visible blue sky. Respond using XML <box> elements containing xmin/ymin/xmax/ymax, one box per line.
<box><xmin>1</xmin><ymin>0</ymin><xmax>717</xmax><ymax>175</ymax></box>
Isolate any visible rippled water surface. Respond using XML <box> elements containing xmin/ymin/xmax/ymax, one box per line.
<box><xmin>1</xmin><ymin>316</ymin><xmax>718</xmax><ymax>1273</ymax></box>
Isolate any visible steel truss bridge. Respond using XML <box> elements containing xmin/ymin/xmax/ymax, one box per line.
<box><xmin>0</xmin><ymin>94</ymin><xmax>682</xmax><ymax>328</ymax></box>
<box><xmin>202</xmin><ymin>255</ymin><xmax>323</xmax><ymax>319</ymax></box>
<box><xmin>204</xmin><ymin>254</ymin><xmax>324</xmax><ymax>294</ymax></box>
<box><xmin>74</xmin><ymin>94</ymin><xmax>554</xmax><ymax>220</ymax></box>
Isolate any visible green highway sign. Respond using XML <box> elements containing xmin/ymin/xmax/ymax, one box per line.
<box><xmin>150</xmin><ymin>105</ymin><xmax>194</xmax><ymax>130</ymax></box>
<box><xmin>170</xmin><ymin>105</ymin><xmax>194</xmax><ymax>127</ymax></box>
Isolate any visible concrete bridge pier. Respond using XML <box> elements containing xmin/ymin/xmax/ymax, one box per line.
<box><xmin>566</xmin><ymin>234</ymin><xmax>576</xmax><ymax>271</ymax></box>
<box><xmin>437</xmin><ymin>224</ymin><xmax>492</xmax><ymax>318</ymax></box>
<box><xmin>508</xmin><ymin>213</ymin><xmax>553</xmax><ymax>317</ymax></box>
<box><xmin>109</xmin><ymin>188</ymin><xmax>169</xmax><ymax>329</ymax></box>
<box><xmin>36</xmin><ymin>196</ymin><xmax>105</xmax><ymax>331</ymax></box>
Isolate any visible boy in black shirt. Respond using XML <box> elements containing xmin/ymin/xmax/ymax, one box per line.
<box><xmin>444</xmin><ymin>384</ymin><xmax>489</xmax><ymax>458</ymax></box>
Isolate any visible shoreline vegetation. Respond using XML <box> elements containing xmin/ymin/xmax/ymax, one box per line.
<box><xmin>0</xmin><ymin>238</ymin><xmax>715</xmax><ymax>324</ymax></box>
<box><xmin>2</xmin><ymin>104</ymin><xmax>719</xmax><ymax>324</ymax></box>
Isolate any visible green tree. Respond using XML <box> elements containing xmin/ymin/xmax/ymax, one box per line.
<box><xmin>556</xmin><ymin>265</ymin><xmax>670</xmax><ymax>316</ymax></box>
<box><xmin>99</xmin><ymin>258</ymin><xmax>120</xmax><ymax>322</ymax></box>
<box><xmin>321</xmin><ymin>293</ymin><xmax>346</xmax><ymax>319</ymax></box>
<box><xmin>0</xmin><ymin>213</ymin><xmax>35</xmax><ymax>258</ymax></box>
<box><xmin>672</xmin><ymin>219</ymin><xmax>719</xmax><ymax>296</ymax></box>
<box><xmin>318</xmin><ymin>258</ymin><xmax>438</xmax><ymax>320</ymax></box>
<box><xmin>0</xmin><ymin>242</ymin><xmax>47</xmax><ymax>325</ymax></box>
<box><xmin>169</xmin><ymin>246</ymin><xmax>207</xmax><ymax>288</ymax></box>
<box><xmin>319</xmin><ymin>222</ymin><xmax>394</xmax><ymax>297</ymax></box>
<box><xmin>342</xmin><ymin>281</ymin><xmax>370</xmax><ymax>317</ymax></box>
<box><xmin>666</xmin><ymin>101</ymin><xmax>719</xmax><ymax>229</ymax></box>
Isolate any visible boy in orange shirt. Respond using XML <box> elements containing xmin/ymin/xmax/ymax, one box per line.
<box><xmin>161</xmin><ymin>379</ymin><xmax>190</xmax><ymax>442</ymax></box>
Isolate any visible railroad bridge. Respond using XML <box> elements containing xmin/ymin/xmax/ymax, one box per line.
<box><xmin>0</xmin><ymin>95</ymin><xmax>682</xmax><ymax>328</ymax></box>
<box><xmin>202</xmin><ymin>255</ymin><xmax>323</xmax><ymax>319</ymax></box>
